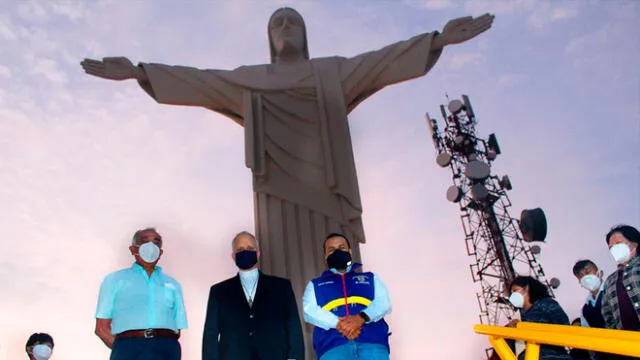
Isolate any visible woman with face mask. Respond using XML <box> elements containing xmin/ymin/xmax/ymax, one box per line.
<box><xmin>25</xmin><ymin>333</ymin><xmax>54</xmax><ymax>360</ymax></box>
<box><xmin>600</xmin><ymin>224</ymin><xmax>640</xmax><ymax>334</ymax></box>
<box><xmin>505</xmin><ymin>276</ymin><xmax>572</xmax><ymax>360</ymax></box>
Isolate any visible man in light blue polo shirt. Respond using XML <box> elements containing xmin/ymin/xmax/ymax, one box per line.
<box><xmin>94</xmin><ymin>227</ymin><xmax>188</xmax><ymax>360</ymax></box>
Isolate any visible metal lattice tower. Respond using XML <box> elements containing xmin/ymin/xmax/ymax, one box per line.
<box><xmin>426</xmin><ymin>95</ymin><xmax>560</xmax><ymax>356</ymax></box>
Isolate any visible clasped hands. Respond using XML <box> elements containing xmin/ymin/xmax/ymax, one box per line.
<box><xmin>336</xmin><ymin>315</ymin><xmax>366</xmax><ymax>340</ymax></box>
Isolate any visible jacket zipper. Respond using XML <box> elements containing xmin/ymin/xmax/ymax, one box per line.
<box><xmin>340</xmin><ymin>273</ymin><xmax>350</xmax><ymax>316</ymax></box>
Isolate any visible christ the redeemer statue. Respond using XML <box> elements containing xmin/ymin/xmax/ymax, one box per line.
<box><xmin>81</xmin><ymin>6</ymin><xmax>493</xmax><ymax>354</ymax></box>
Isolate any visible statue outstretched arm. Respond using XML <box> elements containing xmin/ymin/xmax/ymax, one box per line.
<box><xmin>340</xmin><ymin>13</ymin><xmax>494</xmax><ymax>111</ymax></box>
<box><xmin>81</xmin><ymin>57</ymin><xmax>148</xmax><ymax>81</ymax></box>
<box><xmin>431</xmin><ymin>13</ymin><xmax>495</xmax><ymax>50</ymax></box>
<box><xmin>81</xmin><ymin>57</ymin><xmax>244</xmax><ymax>122</ymax></box>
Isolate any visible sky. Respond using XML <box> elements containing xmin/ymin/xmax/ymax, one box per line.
<box><xmin>0</xmin><ymin>0</ymin><xmax>638</xmax><ymax>359</ymax></box>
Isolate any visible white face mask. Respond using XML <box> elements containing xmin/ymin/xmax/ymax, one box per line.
<box><xmin>32</xmin><ymin>344</ymin><xmax>52</xmax><ymax>360</ymax></box>
<box><xmin>509</xmin><ymin>291</ymin><xmax>524</xmax><ymax>308</ymax></box>
<box><xmin>610</xmin><ymin>243</ymin><xmax>632</xmax><ymax>264</ymax></box>
<box><xmin>579</xmin><ymin>274</ymin><xmax>601</xmax><ymax>292</ymax></box>
<box><xmin>138</xmin><ymin>242</ymin><xmax>160</xmax><ymax>263</ymax></box>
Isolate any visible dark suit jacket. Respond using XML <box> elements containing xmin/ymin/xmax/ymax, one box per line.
<box><xmin>203</xmin><ymin>271</ymin><xmax>305</xmax><ymax>360</ymax></box>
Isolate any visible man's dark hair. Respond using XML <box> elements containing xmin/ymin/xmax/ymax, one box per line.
<box><xmin>572</xmin><ymin>259</ymin><xmax>598</xmax><ymax>277</ymax></box>
<box><xmin>509</xmin><ymin>276</ymin><xmax>551</xmax><ymax>304</ymax></box>
<box><xmin>26</xmin><ymin>332</ymin><xmax>54</xmax><ymax>348</ymax></box>
<box><xmin>606</xmin><ymin>224</ymin><xmax>640</xmax><ymax>246</ymax></box>
<box><xmin>571</xmin><ymin>318</ymin><xmax>581</xmax><ymax>326</ymax></box>
<box><xmin>323</xmin><ymin>233</ymin><xmax>351</xmax><ymax>252</ymax></box>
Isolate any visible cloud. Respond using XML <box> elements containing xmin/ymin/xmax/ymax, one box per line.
<box><xmin>448</xmin><ymin>52</ymin><xmax>484</xmax><ymax>70</ymax></box>
<box><xmin>564</xmin><ymin>20</ymin><xmax>637</xmax><ymax>85</ymax></box>
<box><xmin>465</xmin><ymin>0</ymin><xmax>535</xmax><ymax>15</ymax></box>
<box><xmin>424</xmin><ymin>0</ymin><xmax>456</xmax><ymax>10</ymax></box>
<box><xmin>29</xmin><ymin>58</ymin><xmax>68</xmax><ymax>83</ymax></box>
<box><xmin>0</xmin><ymin>15</ymin><xmax>18</xmax><ymax>40</ymax></box>
<box><xmin>565</xmin><ymin>22</ymin><xmax>613</xmax><ymax>55</ymax></box>
<box><xmin>465</xmin><ymin>0</ymin><xmax>577</xmax><ymax>29</ymax></box>
<box><xmin>16</xmin><ymin>2</ymin><xmax>48</xmax><ymax>22</ymax></box>
<box><xmin>496</xmin><ymin>73</ymin><xmax>527</xmax><ymax>89</ymax></box>
<box><xmin>0</xmin><ymin>64</ymin><xmax>11</xmax><ymax>78</ymax></box>
<box><xmin>550</xmin><ymin>7</ymin><xmax>577</xmax><ymax>21</ymax></box>
<box><xmin>528</xmin><ymin>4</ymin><xmax>577</xmax><ymax>28</ymax></box>
<box><xmin>50</xmin><ymin>1</ymin><xmax>88</xmax><ymax>21</ymax></box>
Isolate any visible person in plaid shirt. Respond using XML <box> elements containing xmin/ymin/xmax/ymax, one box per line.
<box><xmin>601</xmin><ymin>224</ymin><xmax>640</xmax><ymax>332</ymax></box>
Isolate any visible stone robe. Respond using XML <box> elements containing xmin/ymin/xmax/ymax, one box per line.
<box><xmin>138</xmin><ymin>31</ymin><xmax>441</xmax><ymax>358</ymax></box>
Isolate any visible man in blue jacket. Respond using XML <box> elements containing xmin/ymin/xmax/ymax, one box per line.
<box><xmin>302</xmin><ymin>233</ymin><xmax>392</xmax><ymax>360</ymax></box>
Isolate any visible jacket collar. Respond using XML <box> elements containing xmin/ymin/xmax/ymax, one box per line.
<box><xmin>321</xmin><ymin>262</ymin><xmax>363</xmax><ymax>277</ymax></box>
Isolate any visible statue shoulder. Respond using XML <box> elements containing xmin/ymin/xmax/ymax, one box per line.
<box><xmin>232</xmin><ymin>63</ymin><xmax>270</xmax><ymax>74</ymax></box>
<box><xmin>310</xmin><ymin>55</ymin><xmax>347</xmax><ymax>65</ymax></box>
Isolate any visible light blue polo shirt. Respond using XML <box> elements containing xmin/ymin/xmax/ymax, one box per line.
<box><xmin>95</xmin><ymin>263</ymin><xmax>188</xmax><ymax>335</ymax></box>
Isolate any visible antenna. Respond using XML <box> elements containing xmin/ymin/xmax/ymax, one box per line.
<box><xmin>425</xmin><ymin>95</ymin><xmax>560</xmax><ymax>360</ymax></box>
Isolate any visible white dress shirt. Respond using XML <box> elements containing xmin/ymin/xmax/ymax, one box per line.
<box><xmin>239</xmin><ymin>268</ymin><xmax>259</xmax><ymax>305</ymax></box>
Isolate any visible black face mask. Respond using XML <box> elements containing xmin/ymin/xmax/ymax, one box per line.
<box><xmin>326</xmin><ymin>250</ymin><xmax>352</xmax><ymax>270</ymax></box>
<box><xmin>235</xmin><ymin>250</ymin><xmax>258</xmax><ymax>270</ymax></box>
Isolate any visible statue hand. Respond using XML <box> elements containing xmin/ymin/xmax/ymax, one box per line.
<box><xmin>80</xmin><ymin>57</ymin><xmax>143</xmax><ymax>81</ymax></box>
<box><xmin>440</xmin><ymin>13</ymin><xmax>494</xmax><ymax>46</ymax></box>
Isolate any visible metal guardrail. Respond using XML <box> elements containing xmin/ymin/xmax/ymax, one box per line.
<box><xmin>474</xmin><ymin>322</ymin><xmax>640</xmax><ymax>360</ymax></box>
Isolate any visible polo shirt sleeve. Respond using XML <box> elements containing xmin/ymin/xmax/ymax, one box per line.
<box><xmin>95</xmin><ymin>273</ymin><xmax>116</xmax><ymax>319</ymax></box>
<box><xmin>173</xmin><ymin>280</ymin><xmax>188</xmax><ymax>330</ymax></box>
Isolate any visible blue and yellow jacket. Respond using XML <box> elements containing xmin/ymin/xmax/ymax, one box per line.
<box><xmin>310</xmin><ymin>263</ymin><xmax>390</xmax><ymax>358</ymax></box>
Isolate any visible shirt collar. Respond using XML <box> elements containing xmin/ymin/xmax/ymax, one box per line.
<box><xmin>131</xmin><ymin>262</ymin><xmax>162</xmax><ymax>274</ymax></box>
<box><xmin>330</xmin><ymin>265</ymin><xmax>352</xmax><ymax>274</ymax></box>
<box><xmin>585</xmin><ymin>281</ymin><xmax>605</xmax><ymax>304</ymax></box>
<box><xmin>322</xmin><ymin>262</ymin><xmax>363</xmax><ymax>277</ymax></box>
<box><xmin>238</xmin><ymin>267</ymin><xmax>259</xmax><ymax>282</ymax></box>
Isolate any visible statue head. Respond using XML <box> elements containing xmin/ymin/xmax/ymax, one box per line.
<box><xmin>268</xmin><ymin>7</ymin><xmax>309</xmax><ymax>64</ymax></box>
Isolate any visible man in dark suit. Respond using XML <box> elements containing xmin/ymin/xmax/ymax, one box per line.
<box><xmin>203</xmin><ymin>231</ymin><xmax>305</xmax><ymax>360</ymax></box>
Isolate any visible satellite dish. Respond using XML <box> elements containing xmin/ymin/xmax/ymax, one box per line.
<box><xmin>471</xmin><ymin>183</ymin><xmax>489</xmax><ymax>200</ymax></box>
<box><xmin>530</xmin><ymin>245</ymin><xmax>541</xmax><ymax>255</ymax></box>
<box><xmin>436</xmin><ymin>153</ymin><xmax>452</xmax><ymax>167</ymax></box>
<box><xmin>464</xmin><ymin>160</ymin><xmax>491</xmax><ymax>180</ymax></box>
<box><xmin>448</xmin><ymin>99</ymin><xmax>465</xmax><ymax>114</ymax></box>
<box><xmin>454</xmin><ymin>135</ymin><xmax>466</xmax><ymax>145</ymax></box>
<box><xmin>446</xmin><ymin>185</ymin><xmax>462</xmax><ymax>203</ymax></box>
<box><xmin>549</xmin><ymin>277</ymin><xmax>561</xmax><ymax>289</ymax></box>
<box><xmin>519</xmin><ymin>208</ymin><xmax>547</xmax><ymax>242</ymax></box>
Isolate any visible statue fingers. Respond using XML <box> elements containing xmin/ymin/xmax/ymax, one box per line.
<box><xmin>455</xmin><ymin>16</ymin><xmax>474</xmax><ymax>22</ymax></box>
<box><xmin>82</xmin><ymin>64</ymin><xmax>108</xmax><ymax>77</ymax></box>
<box><xmin>82</xmin><ymin>62</ymin><xmax>106</xmax><ymax>73</ymax></box>
<box><xmin>81</xmin><ymin>58</ymin><xmax>104</xmax><ymax>67</ymax></box>
<box><xmin>476</xmin><ymin>13</ymin><xmax>495</xmax><ymax>21</ymax></box>
<box><xmin>470</xmin><ymin>22</ymin><xmax>492</xmax><ymax>36</ymax></box>
<box><xmin>444</xmin><ymin>16</ymin><xmax>473</xmax><ymax>31</ymax></box>
<box><xmin>473</xmin><ymin>14</ymin><xmax>495</xmax><ymax>27</ymax></box>
<box><xmin>103</xmin><ymin>56</ymin><xmax>132</xmax><ymax>66</ymax></box>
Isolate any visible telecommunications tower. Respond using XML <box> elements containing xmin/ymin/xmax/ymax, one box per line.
<box><xmin>426</xmin><ymin>95</ymin><xmax>560</xmax><ymax>351</ymax></box>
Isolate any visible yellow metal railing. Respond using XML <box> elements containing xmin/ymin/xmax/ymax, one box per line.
<box><xmin>474</xmin><ymin>322</ymin><xmax>640</xmax><ymax>360</ymax></box>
